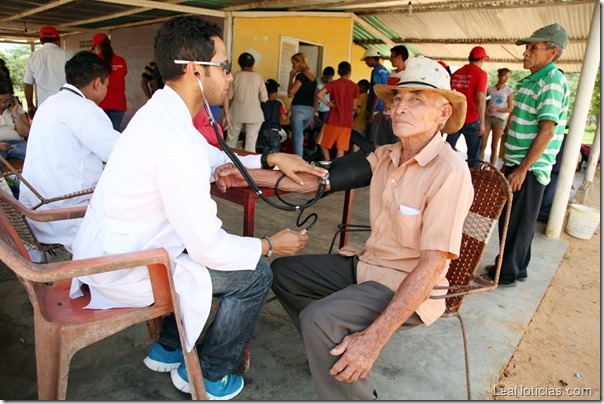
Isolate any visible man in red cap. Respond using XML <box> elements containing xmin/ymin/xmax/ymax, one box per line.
<box><xmin>445</xmin><ymin>45</ymin><xmax>489</xmax><ymax>168</ymax></box>
<box><xmin>23</xmin><ymin>26</ymin><xmax>71</xmax><ymax>118</ymax></box>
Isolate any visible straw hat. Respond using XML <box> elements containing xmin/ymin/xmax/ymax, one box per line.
<box><xmin>374</xmin><ymin>56</ymin><xmax>467</xmax><ymax>133</ymax></box>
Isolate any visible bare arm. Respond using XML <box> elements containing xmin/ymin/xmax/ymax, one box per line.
<box><xmin>329</xmin><ymin>250</ymin><xmax>448</xmax><ymax>382</ymax></box>
<box><xmin>507</xmin><ymin>120</ymin><xmax>556</xmax><ymax>192</ymax></box>
<box><xmin>24</xmin><ymin>83</ymin><xmax>35</xmax><ymax>117</ymax></box>
<box><xmin>213</xmin><ymin>152</ymin><xmax>328</xmax><ymax>192</ymax></box>
<box><xmin>476</xmin><ymin>91</ymin><xmax>486</xmax><ymax>136</ymax></box>
<box><xmin>317</xmin><ymin>87</ymin><xmax>333</xmax><ymax>108</ymax></box>
<box><xmin>141</xmin><ymin>77</ymin><xmax>152</xmax><ymax>99</ymax></box>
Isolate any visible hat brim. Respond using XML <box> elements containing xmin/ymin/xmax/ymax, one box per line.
<box><xmin>515</xmin><ymin>36</ymin><xmax>545</xmax><ymax>45</ymax></box>
<box><xmin>374</xmin><ymin>84</ymin><xmax>467</xmax><ymax>134</ymax></box>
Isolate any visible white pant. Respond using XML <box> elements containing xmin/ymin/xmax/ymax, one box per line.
<box><xmin>226</xmin><ymin>121</ymin><xmax>263</xmax><ymax>152</ymax></box>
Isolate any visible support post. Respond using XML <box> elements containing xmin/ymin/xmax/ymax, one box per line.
<box><xmin>545</xmin><ymin>0</ymin><xmax>600</xmax><ymax>239</ymax></box>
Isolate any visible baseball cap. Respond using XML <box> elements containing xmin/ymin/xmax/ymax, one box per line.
<box><xmin>469</xmin><ymin>46</ymin><xmax>490</xmax><ymax>60</ymax></box>
<box><xmin>39</xmin><ymin>26</ymin><xmax>59</xmax><ymax>39</ymax></box>
<box><xmin>92</xmin><ymin>33</ymin><xmax>108</xmax><ymax>46</ymax></box>
<box><xmin>360</xmin><ymin>48</ymin><xmax>382</xmax><ymax>60</ymax></box>
<box><xmin>373</xmin><ymin>56</ymin><xmax>467</xmax><ymax>134</ymax></box>
<box><xmin>515</xmin><ymin>23</ymin><xmax>569</xmax><ymax>49</ymax></box>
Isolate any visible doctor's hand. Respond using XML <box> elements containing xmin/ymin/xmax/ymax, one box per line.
<box><xmin>269</xmin><ymin>228</ymin><xmax>309</xmax><ymax>256</ymax></box>
<box><xmin>267</xmin><ymin>153</ymin><xmax>328</xmax><ymax>186</ymax></box>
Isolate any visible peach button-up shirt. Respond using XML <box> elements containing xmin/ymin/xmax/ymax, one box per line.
<box><xmin>340</xmin><ymin>134</ymin><xmax>474</xmax><ymax>326</ymax></box>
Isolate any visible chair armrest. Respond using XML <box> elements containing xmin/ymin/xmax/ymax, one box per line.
<box><xmin>1</xmin><ymin>243</ymin><xmax>171</xmax><ymax>284</ymax></box>
<box><xmin>0</xmin><ymin>188</ymin><xmax>87</xmax><ymax>222</ymax></box>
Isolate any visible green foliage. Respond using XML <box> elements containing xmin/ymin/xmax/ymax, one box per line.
<box><xmin>0</xmin><ymin>45</ymin><xmax>32</xmax><ymax>93</ymax></box>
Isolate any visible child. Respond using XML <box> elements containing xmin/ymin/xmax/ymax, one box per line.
<box><xmin>316</xmin><ymin>61</ymin><xmax>359</xmax><ymax>161</ymax></box>
<box><xmin>353</xmin><ymin>79</ymin><xmax>369</xmax><ymax>136</ymax></box>
<box><xmin>260</xmin><ymin>80</ymin><xmax>287</xmax><ymax>154</ymax></box>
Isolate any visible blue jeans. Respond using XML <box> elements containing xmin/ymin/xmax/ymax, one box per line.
<box><xmin>445</xmin><ymin>119</ymin><xmax>482</xmax><ymax>168</ymax></box>
<box><xmin>158</xmin><ymin>259</ymin><xmax>272</xmax><ymax>381</ymax></box>
<box><xmin>104</xmin><ymin>110</ymin><xmax>125</xmax><ymax>132</ymax></box>
<box><xmin>0</xmin><ymin>139</ymin><xmax>27</xmax><ymax>170</ymax></box>
<box><xmin>290</xmin><ymin>105</ymin><xmax>314</xmax><ymax>157</ymax></box>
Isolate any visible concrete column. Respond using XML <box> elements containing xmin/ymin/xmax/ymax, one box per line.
<box><xmin>584</xmin><ymin>115</ymin><xmax>601</xmax><ymax>182</ymax></box>
<box><xmin>545</xmin><ymin>0</ymin><xmax>601</xmax><ymax>239</ymax></box>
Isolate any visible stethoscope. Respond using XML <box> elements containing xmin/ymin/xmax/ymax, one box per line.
<box><xmin>194</xmin><ymin>73</ymin><xmax>328</xmax><ymax>232</ymax></box>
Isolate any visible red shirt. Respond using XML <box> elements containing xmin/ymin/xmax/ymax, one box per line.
<box><xmin>324</xmin><ymin>78</ymin><xmax>360</xmax><ymax>128</ymax></box>
<box><xmin>450</xmin><ymin>63</ymin><xmax>487</xmax><ymax>123</ymax></box>
<box><xmin>193</xmin><ymin>109</ymin><xmax>223</xmax><ymax>150</ymax></box>
<box><xmin>99</xmin><ymin>53</ymin><xmax>128</xmax><ymax>111</ymax></box>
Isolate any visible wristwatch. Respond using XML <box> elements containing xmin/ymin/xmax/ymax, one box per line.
<box><xmin>261</xmin><ymin>151</ymin><xmax>273</xmax><ymax>170</ymax></box>
<box><xmin>262</xmin><ymin>235</ymin><xmax>273</xmax><ymax>257</ymax></box>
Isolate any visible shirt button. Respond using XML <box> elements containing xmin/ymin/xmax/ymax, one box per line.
<box><xmin>390</xmin><ymin>179</ymin><xmax>395</xmax><ymax>183</ymax></box>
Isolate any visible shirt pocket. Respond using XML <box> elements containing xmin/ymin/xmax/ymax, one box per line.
<box><xmin>393</xmin><ymin>205</ymin><xmax>422</xmax><ymax>251</ymax></box>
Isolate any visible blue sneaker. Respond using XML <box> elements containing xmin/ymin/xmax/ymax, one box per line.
<box><xmin>143</xmin><ymin>341</ymin><xmax>183</xmax><ymax>372</ymax></box>
<box><xmin>170</xmin><ymin>362</ymin><xmax>244</xmax><ymax>400</ymax></box>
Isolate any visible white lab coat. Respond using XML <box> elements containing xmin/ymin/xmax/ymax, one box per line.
<box><xmin>70</xmin><ymin>86</ymin><xmax>263</xmax><ymax>351</ymax></box>
<box><xmin>19</xmin><ymin>84</ymin><xmax>120</xmax><ymax>252</ymax></box>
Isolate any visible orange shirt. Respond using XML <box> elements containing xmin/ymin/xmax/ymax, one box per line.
<box><xmin>340</xmin><ymin>134</ymin><xmax>474</xmax><ymax>325</ymax></box>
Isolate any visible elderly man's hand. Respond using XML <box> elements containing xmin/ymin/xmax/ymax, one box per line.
<box><xmin>268</xmin><ymin>153</ymin><xmax>328</xmax><ymax>185</ymax></box>
<box><xmin>329</xmin><ymin>329</ymin><xmax>382</xmax><ymax>383</ymax></box>
<box><xmin>507</xmin><ymin>166</ymin><xmax>528</xmax><ymax>192</ymax></box>
<box><xmin>214</xmin><ymin>163</ymin><xmax>247</xmax><ymax>192</ymax></box>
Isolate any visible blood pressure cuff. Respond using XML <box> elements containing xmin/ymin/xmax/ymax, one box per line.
<box><xmin>327</xmin><ymin>149</ymin><xmax>373</xmax><ymax>193</ymax></box>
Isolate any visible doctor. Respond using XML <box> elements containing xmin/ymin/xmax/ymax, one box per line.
<box><xmin>70</xmin><ymin>15</ymin><xmax>326</xmax><ymax>400</ymax></box>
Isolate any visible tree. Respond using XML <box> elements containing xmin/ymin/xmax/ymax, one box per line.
<box><xmin>0</xmin><ymin>45</ymin><xmax>31</xmax><ymax>93</ymax></box>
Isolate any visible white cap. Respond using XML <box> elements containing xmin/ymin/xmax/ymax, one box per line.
<box><xmin>360</xmin><ymin>48</ymin><xmax>382</xmax><ymax>60</ymax></box>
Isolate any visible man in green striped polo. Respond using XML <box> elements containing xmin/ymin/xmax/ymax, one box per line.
<box><xmin>485</xmin><ymin>23</ymin><xmax>570</xmax><ymax>286</ymax></box>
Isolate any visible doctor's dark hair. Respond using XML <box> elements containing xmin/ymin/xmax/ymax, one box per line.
<box><xmin>65</xmin><ymin>51</ymin><xmax>109</xmax><ymax>89</ymax></box>
<box><xmin>154</xmin><ymin>15</ymin><xmax>222</xmax><ymax>81</ymax></box>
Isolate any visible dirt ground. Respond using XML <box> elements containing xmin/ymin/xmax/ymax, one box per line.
<box><xmin>494</xmin><ymin>170</ymin><xmax>601</xmax><ymax>401</ymax></box>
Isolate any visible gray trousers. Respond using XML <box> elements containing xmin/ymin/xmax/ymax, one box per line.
<box><xmin>271</xmin><ymin>254</ymin><xmax>421</xmax><ymax>400</ymax></box>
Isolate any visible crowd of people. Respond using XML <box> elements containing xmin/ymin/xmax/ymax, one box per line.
<box><xmin>0</xmin><ymin>16</ymin><xmax>572</xmax><ymax>401</ymax></box>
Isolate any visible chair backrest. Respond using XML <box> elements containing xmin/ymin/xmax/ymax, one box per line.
<box><xmin>443</xmin><ymin>161</ymin><xmax>512</xmax><ymax>313</ymax></box>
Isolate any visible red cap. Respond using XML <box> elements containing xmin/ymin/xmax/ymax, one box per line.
<box><xmin>39</xmin><ymin>26</ymin><xmax>59</xmax><ymax>39</ymax></box>
<box><xmin>92</xmin><ymin>33</ymin><xmax>108</xmax><ymax>46</ymax></box>
<box><xmin>469</xmin><ymin>46</ymin><xmax>490</xmax><ymax>60</ymax></box>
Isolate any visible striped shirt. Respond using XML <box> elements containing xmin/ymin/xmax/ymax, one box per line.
<box><xmin>504</xmin><ymin>62</ymin><xmax>569</xmax><ymax>185</ymax></box>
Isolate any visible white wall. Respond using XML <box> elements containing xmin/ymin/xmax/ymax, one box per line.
<box><xmin>63</xmin><ymin>16</ymin><xmax>224</xmax><ymax>131</ymax></box>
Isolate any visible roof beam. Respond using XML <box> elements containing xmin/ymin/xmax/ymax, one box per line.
<box><xmin>61</xmin><ymin>0</ymin><xmax>191</xmax><ymax>28</ymax></box>
<box><xmin>355</xmin><ymin>0</ymin><xmax>594</xmax><ymax>15</ymax></box>
<box><xmin>93</xmin><ymin>0</ymin><xmax>225</xmax><ymax>18</ymax></box>
<box><xmin>288</xmin><ymin>0</ymin><xmax>401</xmax><ymax>12</ymax></box>
<box><xmin>432</xmin><ymin>56</ymin><xmax>584</xmax><ymax>65</ymax></box>
<box><xmin>354</xmin><ymin>37</ymin><xmax>588</xmax><ymax>45</ymax></box>
<box><xmin>352</xmin><ymin>14</ymin><xmax>395</xmax><ymax>47</ymax></box>
<box><xmin>0</xmin><ymin>0</ymin><xmax>76</xmax><ymax>22</ymax></box>
<box><xmin>221</xmin><ymin>0</ymin><xmax>310</xmax><ymax>12</ymax></box>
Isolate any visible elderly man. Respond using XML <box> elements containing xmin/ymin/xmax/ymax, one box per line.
<box><xmin>265</xmin><ymin>56</ymin><xmax>474</xmax><ymax>400</ymax></box>
<box><xmin>69</xmin><ymin>15</ymin><xmax>326</xmax><ymax>400</ymax></box>
<box><xmin>484</xmin><ymin>23</ymin><xmax>570</xmax><ymax>286</ymax></box>
<box><xmin>19</xmin><ymin>51</ymin><xmax>119</xmax><ymax>255</ymax></box>
<box><xmin>23</xmin><ymin>26</ymin><xmax>71</xmax><ymax>117</ymax></box>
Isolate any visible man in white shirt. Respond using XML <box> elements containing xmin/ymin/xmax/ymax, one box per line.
<box><xmin>19</xmin><ymin>51</ymin><xmax>120</xmax><ymax>255</ymax></box>
<box><xmin>69</xmin><ymin>15</ymin><xmax>327</xmax><ymax>400</ymax></box>
<box><xmin>23</xmin><ymin>26</ymin><xmax>71</xmax><ymax>118</ymax></box>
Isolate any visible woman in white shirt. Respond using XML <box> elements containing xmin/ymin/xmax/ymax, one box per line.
<box><xmin>481</xmin><ymin>68</ymin><xmax>513</xmax><ymax>164</ymax></box>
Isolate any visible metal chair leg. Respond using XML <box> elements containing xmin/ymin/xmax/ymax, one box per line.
<box><xmin>455</xmin><ymin>312</ymin><xmax>472</xmax><ymax>400</ymax></box>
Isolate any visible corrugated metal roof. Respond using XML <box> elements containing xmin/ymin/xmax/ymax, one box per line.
<box><xmin>0</xmin><ymin>0</ymin><xmax>594</xmax><ymax>72</ymax></box>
